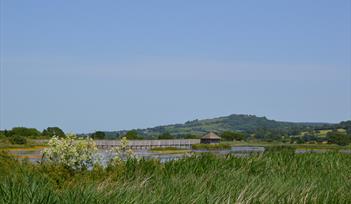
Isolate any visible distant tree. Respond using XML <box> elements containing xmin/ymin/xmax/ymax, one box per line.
<box><xmin>9</xmin><ymin>135</ymin><xmax>27</xmax><ymax>144</ymax></box>
<box><xmin>0</xmin><ymin>130</ymin><xmax>6</xmax><ymax>139</ymax></box>
<box><xmin>327</xmin><ymin>131</ymin><xmax>351</xmax><ymax>146</ymax></box>
<box><xmin>183</xmin><ymin>134</ymin><xmax>198</xmax><ymax>139</ymax></box>
<box><xmin>125</xmin><ymin>130</ymin><xmax>143</xmax><ymax>140</ymax></box>
<box><xmin>8</xmin><ymin>127</ymin><xmax>41</xmax><ymax>138</ymax></box>
<box><xmin>221</xmin><ymin>131</ymin><xmax>245</xmax><ymax>141</ymax></box>
<box><xmin>158</xmin><ymin>132</ymin><xmax>174</xmax><ymax>139</ymax></box>
<box><xmin>339</xmin><ymin>120</ymin><xmax>351</xmax><ymax>135</ymax></box>
<box><xmin>42</xmin><ymin>127</ymin><xmax>65</xmax><ymax>138</ymax></box>
<box><xmin>91</xmin><ymin>131</ymin><xmax>106</xmax><ymax>139</ymax></box>
<box><xmin>290</xmin><ymin>137</ymin><xmax>304</xmax><ymax>144</ymax></box>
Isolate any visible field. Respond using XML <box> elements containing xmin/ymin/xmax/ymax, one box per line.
<box><xmin>225</xmin><ymin>140</ymin><xmax>351</xmax><ymax>150</ymax></box>
<box><xmin>1</xmin><ymin>150</ymin><xmax>350</xmax><ymax>203</ymax></box>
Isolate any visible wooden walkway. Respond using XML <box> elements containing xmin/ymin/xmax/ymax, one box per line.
<box><xmin>95</xmin><ymin>139</ymin><xmax>200</xmax><ymax>149</ymax></box>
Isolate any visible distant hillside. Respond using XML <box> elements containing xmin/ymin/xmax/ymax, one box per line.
<box><xmin>105</xmin><ymin>114</ymin><xmax>333</xmax><ymax>138</ymax></box>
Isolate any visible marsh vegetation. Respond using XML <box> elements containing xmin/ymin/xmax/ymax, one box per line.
<box><xmin>1</xmin><ymin>148</ymin><xmax>351</xmax><ymax>203</ymax></box>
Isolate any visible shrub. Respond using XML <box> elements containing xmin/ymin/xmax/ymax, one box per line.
<box><xmin>110</xmin><ymin>137</ymin><xmax>135</xmax><ymax>164</ymax></box>
<box><xmin>42</xmin><ymin>134</ymin><xmax>98</xmax><ymax>171</ymax></box>
<box><xmin>42</xmin><ymin>127</ymin><xmax>65</xmax><ymax>138</ymax></box>
<box><xmin>9</xmin><ymin>135</ymin><xmax>27</xmax><ymax>144</ymax></box>
<box><xmin>91</xmin><ymin>131</ymin><xmax>105</xmax><ymax>139</ymax></box>
<box><xmin>123</xmin><ymin>130</ymin><xmax>143</xmax><ymax>140</ymax></box>
<box><xmin>221</xmin><ymin>131</ymin><xmax>245</xmax><ymax>141</ymax></box>
<box><xmin>327</xmin><ymin>131</ymin><xmax>351</xmax><ymax>146</ymax></box>
<box><xmin>8</xmin><ymin>127</ymin><xmax>41</xmax><ymax>138</ymax></box>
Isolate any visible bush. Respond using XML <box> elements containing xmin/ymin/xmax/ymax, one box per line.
<box><xmin>8</xmin><ymin>127</ymin><xmax>41</xmax><ymax>138</ymax></box>
<box><xmin>327</xmin><ymin>131</ymin><xmax>351</xmax><ymax>146</ymax></box>
<box><xmin>221</xmin><ymin>131</ymin><xmax>245</xmax><ymax>141</ymax></box>
<box><xmin>42</xmin><ymin>127</ymin><xmax>65</xmax><ymax>138</ymax></box>
<box><xmin>124</xmin><ymin>130</ymin><xmax>143</xmax><ymax>140</ymax></box>
<box><xmin>9</xmin><ymin>135</ymin><xmax>27</xmax><ymax>144</ymax></box>
<box><xmin>42</xmin><ymin>134</ymin><xmax>98</xmax><ymax>170</ymax></box>
<box><xmin>91</xmin><ymin>131</ymin><xmax>105</xmax><ymax>139</ymax></box>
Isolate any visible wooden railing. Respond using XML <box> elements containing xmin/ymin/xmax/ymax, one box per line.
<box><xmin>95</xmin><ymin>139</ymin><xmax>200</xmax><ymax>149</ymax></box>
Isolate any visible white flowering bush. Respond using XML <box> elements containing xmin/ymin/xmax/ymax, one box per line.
<box><xmin>42</xmin><ymin>133</ymin><xmax>98</xmax><ymax>170</ymax></box>
<box><xmin>110</xmin><ymin>137</ymin><xmax>135</xmax><ymax>164</ymax></box>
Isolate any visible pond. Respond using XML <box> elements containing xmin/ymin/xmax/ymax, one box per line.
<box><xmin>7</xmin><ymin>146</ymin><xmax>351</xmax><ymax>164</ymax></box>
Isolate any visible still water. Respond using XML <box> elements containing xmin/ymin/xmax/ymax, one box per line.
<box><xmin>8</xmin><ymin>146</ymin><xmax>350</xmax><ymax>164</ymax></box>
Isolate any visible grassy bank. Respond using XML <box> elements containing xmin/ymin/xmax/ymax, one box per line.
<box><xmin>0</xmin><ymin>138</ymin><xmax>48</xmax><ymax>150</ymax></box>
<box><xmin>150</xmin><ymin>147</ymin><xmax>191</xmax><ymax>154</ymax></box>
<box><xmin>192</xmin><ymin>143</ymin><xmax>231</xmax><ymax>150</ymax></box>
<box><xmin>1</xmin><ymin>151</ymin><xmax>350</xmax><ymax>203</ymax></box>
<box><xmin>225</xmin><ymin>140</ymin><xmax>351</xmax><ymax>150</ymax></box>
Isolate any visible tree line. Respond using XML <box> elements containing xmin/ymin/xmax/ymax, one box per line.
<box><xmin>1</xmin><ymin>120</ymin><xmax>350</xmax><ymax>146</ymax></box>
<box><xmin>0</xmin><ymin>127</ymin><xmax>66</xmax><ymax>144</ymax></box>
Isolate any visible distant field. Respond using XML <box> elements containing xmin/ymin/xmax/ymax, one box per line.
<box><xmin>224</xmin><ymin>140</ymin><xmax>351</xmax><ymax>150</ymax></box>
<box><xmin>299</xmin><ymin>128</ymin><xmax>346</xmax><ymax>137</ymax></box>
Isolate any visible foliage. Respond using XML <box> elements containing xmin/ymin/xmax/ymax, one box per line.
<box><xmin>182</xmin><ymin>134</ymin><xmax>199</xmax><ymax>139</ymax></box>
<box><xmin>158</xmin><ymin>132</ymin><xmax>174</xmax><ymax>139</ymax></box>
<box><xmin>110</xmin><ymin>114</ymin><xmax>332</xmax><ymax>140</ymax></box>
<box><xmin>7</xmin><ymin>127</ymin><xmax>41</xmax><ymax>138</ymax></box>
<box><xmin>192</xmin><ymin>143</ymin><xmax>230</xmax><ymax>150</ymax></box>
<box><xmin>91</xmin><ymin>131</ymin><xmax>106</xmax><ymax>139</ymax></box>
<box><xmin>221</xmin><ymin>131</ymin><xmax>245</xmax><ymax>141</ymax></box>
<box><xmin>124</xmin><ymin>130</ymin><xmax>143</xmax><ymax>140</ymax></box>
<box><xmin>0</xmin><ymin>132</ymin><xmax>5</xmax><ymax>139</ymax></box>
<box><xmin>42</xmin><ymin>127</ymin><xmax>65</xmax><ymax>138</ymax></box>
<box><xmin>327</xmin><ymin>131</ymin><xmax>351</xmax><ymax>146</ymax></box>
<box><xmin>1</xmin><ymin>152</ymin><xmax>351</xmax><ymax>203</ymax></box>
<box><xmin>42</xmin><ymin>134</ymin><xmax>98</xmax><ymax>170</ymax></box>
<box><xmin>9</xmin><ymin>135</ymin><xmax>27</xmax><ymax>145</ymax></box>
<box><xmin>110</xmin><ymin>137</ymin><xmax>135</xmax><ymax>164</ymax></box>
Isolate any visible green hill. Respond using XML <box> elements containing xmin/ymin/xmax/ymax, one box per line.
<box><xmin>106</xmin><ymin>114</ymin><xmax>333</xmax><ymax>139</ymax></box>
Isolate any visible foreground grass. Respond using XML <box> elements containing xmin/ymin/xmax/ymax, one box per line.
<box><xmin>0</xmin><ymin>151</ymin><xmax>350</xmax><ymax>204</ymax></box>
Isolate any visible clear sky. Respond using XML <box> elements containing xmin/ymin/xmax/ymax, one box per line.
<box><xmin>1</xmin><ymin>0</ymin><xmax>350</xmax><ymax>133</ymax></box>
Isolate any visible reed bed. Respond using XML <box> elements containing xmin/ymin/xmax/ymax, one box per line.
<box><xmin>0</xmin><ymin>151</ymin><xmax>350</xmax><ymax>203</ymax></box>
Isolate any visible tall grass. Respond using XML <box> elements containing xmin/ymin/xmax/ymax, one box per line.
<box><xmin>0</xmin><ymin>151</ymin><xmax>350</xmax><ymax>203</ymax></box>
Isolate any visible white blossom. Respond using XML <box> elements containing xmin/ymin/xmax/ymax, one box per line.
<box><xmin>42</xmin><ymin>133</ymin><xmax>98</xmax><ymax>170</ymax></box>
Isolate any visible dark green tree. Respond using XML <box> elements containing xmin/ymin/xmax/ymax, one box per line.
<box><xmin>158</xmin><ymin>132</ymin><xmax>174</xmax><ymax>139</ymax></box>
<box><xmin>327</xmin><ymin>131</ymin><xmax>351</xmax><ymax>146</ymax></box>
<box><xmin>9</xmin><ymin>135</ymin><xmax>27</xmax><ymax>144</ymax></box>
<box><xmin>42</xmin><ymin>127</ymin><xmax>65</xmax><ymax>138</ymax></box>
<box><xmin>8</xmin><ymin>127</ymin><xmax>41</xmax><ymax>138</ymax></box>
<box><xmin>221</xmin><ymin>131</ymin><xmax>245</xmax><ymax>141</ymax></box>
<box><xmin>183</xmin><ymin>134</ymin><xmax>198</xmax><ymax>139</ymax></box>
<box><xmin>91</xmin><ymin>131</ymin><xmax>106</xmax><ymax>139</ymax></box>
<box><xmin>125</xmin><ymin>130</ymin><xmax>143</xmax><ymax>140</ymax></box>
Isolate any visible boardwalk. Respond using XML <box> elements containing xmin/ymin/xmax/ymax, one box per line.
<box><xmin>32</xmin><ymin>139</ymin><xmax>201</xmax><ymax>149</ymax></box>
<box><xmin>95</xmin><ymin>139</ymin><xmax>200</xmax><ymax>149</ymax></box>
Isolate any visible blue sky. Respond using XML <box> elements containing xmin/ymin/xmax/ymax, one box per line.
<box><xmin>1</xmin><ymin>0</ymin><xmax>350</xmax><ymax>133</ymax></box>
